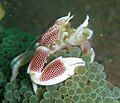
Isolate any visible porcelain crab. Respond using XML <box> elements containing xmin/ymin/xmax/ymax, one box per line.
<box><xmin>10</xmin><ymin>12</ymin><xmax>93</xmax><ymax>94</ymax></box>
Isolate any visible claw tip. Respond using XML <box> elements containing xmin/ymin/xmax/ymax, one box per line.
<box><xmin>86</xmin><ymin>15</ymin><xmax>89</xmax><ymax>20</ymax></box>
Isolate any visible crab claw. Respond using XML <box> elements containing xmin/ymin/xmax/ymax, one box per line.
<box><xmin>29</xmin><ymin>57</ymin><xmax>85</xmax><ymax>86</ymax></box>
<box><xmin>27</xmin><ymin>46</ymin><xmax>50</xmax><ymax>74</ymax></box>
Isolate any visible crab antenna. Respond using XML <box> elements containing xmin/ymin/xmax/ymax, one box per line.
<box><xmin>24</xmin><ymin>35</ymin><xmax>42</xmax><ymax>54</ymax></box>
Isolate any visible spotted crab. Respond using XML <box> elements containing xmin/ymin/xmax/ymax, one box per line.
<box><xmin>10</xmin><ymin>12</ymin><xmax>93</xmax><ymax>94</ymax></box>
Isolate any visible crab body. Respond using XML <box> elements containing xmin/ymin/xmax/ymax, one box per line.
<box><xmin>10</xmin><ymin>12</ymin><xmax>94</xmax><ymax>94</ymax></box>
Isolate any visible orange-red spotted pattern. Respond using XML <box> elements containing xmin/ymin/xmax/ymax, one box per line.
<box><xmin>30</xmin><ymin>48</ymin><xmax>49</xmax><ymax>72</ymax></box>
<box><xmin>40</xmin><ymin>25</ymin><xmax>60</xmax><ymax>46</ymax></box>
<box><xmin>40</xmin><ymin>59</ymin><xmax>65</xmax><ymax>81</ymax></box>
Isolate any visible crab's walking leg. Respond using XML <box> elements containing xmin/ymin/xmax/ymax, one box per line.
<box><xmin>10</xmin><ymin>51</ymin><xmax>33</xmax><ymax>82</ymax></box>
<box><xmin>32</xmin><ymin>82</ymin><xmax>38</xmax><ymax>95</ymax></box>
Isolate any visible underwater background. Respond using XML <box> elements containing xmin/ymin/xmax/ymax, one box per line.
<box><xmin>0</xmin><ymin>0</ymin><xmax>120</xmax><ymax>103</ymax></box>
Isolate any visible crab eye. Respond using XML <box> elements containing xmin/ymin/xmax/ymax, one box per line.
<box><xmin>34</xmin><ymin>43</ymin><xmax>40</xmax><ymax>49</ymax></box>
<box><xmin>31</xmin><ymin>73</ymin><xmax>35</xmax><ymax>76</ymax></box>
<box><xmin>55</xmin><ymin>20</ymin><xmax>62</xmax><ymax>25</ymax></box>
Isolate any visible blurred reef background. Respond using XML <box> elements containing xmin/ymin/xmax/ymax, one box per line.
<box><xmin>0</xmin><ymin>0</ymin><xmax>120</xmax><ymax>102</ymax></box>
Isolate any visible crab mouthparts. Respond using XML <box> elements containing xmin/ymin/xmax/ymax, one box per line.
<box><xmin>57</xmin><ymin>12</ymin><xmax>74</xmax><ymax>22</ymax></box>
<box><xmin>65</xmin><ymin>12</ymin><xmax>74</xmax><ymax>22</ymax></box>
<box><xmin>67</xmin><ymin>14</ymin><xmax>74</xmax><ymax>22</ymax></box>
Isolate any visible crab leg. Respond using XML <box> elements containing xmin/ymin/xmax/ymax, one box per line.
<box><xmin>10</xmin><ymin>51</ymin><xmax>33</xmax><ymax>82</ymax></box>
<box><xmin>32</xmin><ymin>82</ymin><xmax>38</xmax><ymax>95</ymax></box>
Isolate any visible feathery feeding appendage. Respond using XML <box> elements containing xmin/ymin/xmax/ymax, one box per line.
<box><xmin>67</xmin><ymin>15</ymin><xmax>93</xmax><ymax>45</ymax></box>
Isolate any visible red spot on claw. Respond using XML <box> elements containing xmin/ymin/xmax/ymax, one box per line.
<box><xmin>30</xmin><ymin>48</ymin><xmax>49</xmax><ymax>72</ymax></box>
<box><xmin>40</xmin><ymin>25</ymin><xmax>60</xmax><ymax>46</ymax></box>
<box><xmin>40</xmin><ymin>59</ymin><xmax>65</xmax><ymax>81</ymax></box>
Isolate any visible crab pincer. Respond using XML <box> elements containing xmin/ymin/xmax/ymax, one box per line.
<box><xmin>28</xmin><ymin>46</ymin><xmax>85</xmax><ymax>93</ymax></box>
<box><xmin>27</xmin><ymin>46</ymin><xmax>50</xmax><ymax>73</ymax></box>
<box><xmin>38</xmin><ymin>12</ymin><xmax>74</xmax><ymax>48</ymax></box>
